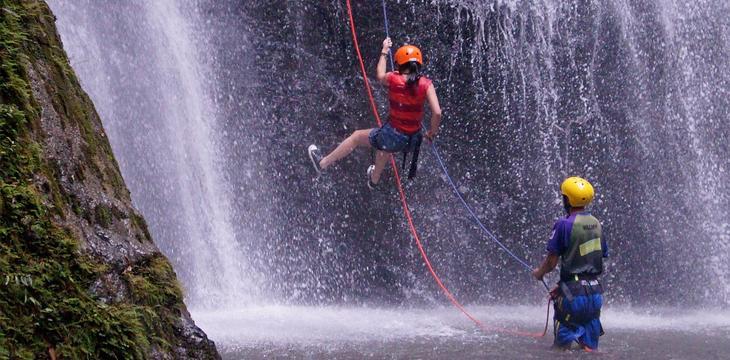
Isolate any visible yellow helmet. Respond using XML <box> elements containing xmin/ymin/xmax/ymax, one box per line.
<box><xmin>560</xmin><ymin>177</ymin><xmax>594</xmax><ymax>207</ymax></box>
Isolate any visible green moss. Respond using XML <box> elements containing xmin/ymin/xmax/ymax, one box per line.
<box><xmin>51</xmin><ymin>53</ymin><xmax>76</xmax><ymax>82</ymax></box>
<box><xmin>1</xmin><ymin>1</ymin><xmax>194</xmax><ymax>358</ymax></box>
<box><xmin>94</xmin><ymin>203</ymin><xmax>112</xmax><ymax>228</ymax></box>
<box><xmin>0</xmin><ymin>10</ymin><xmax>30</xmax><ymax>107</ymax></box>
<box><xmin>116</xmin><ymin>254</ymin><xmax>188</xmax><ymax>351</ymax></box>
<box><xmin>0</xmin><ymin>104</ymin><xmax>29</xmax><ymax>179</ymax></box>
<box><xmin>0</xmin><ymin>176</ymin><xmax>150</xmax><ymax>359</ymax></box>
<box><xmin>125</xmin><ymin>254</ymin><xmax>184</xmax><ymax>308</ymax></box>
<box><xmin>130</xmin><ymin>212</ymin><xmax>153</xmax><ymax>243</ymax></box>
<box><xmin>121</xmin><ymin>254</ymin><xmax>187</xmax><ymax>351</ymax></box>
<box><xmin>107</xmin><ymin>164</ymin><xmax>127</xmax><ymax>198</ymax></box>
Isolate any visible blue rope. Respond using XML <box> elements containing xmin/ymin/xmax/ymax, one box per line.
<box><xmin>431</xmin><ymin>142</ymin><xmax>549</xmax><ymax>290</ymax></box>
<box><xmin>379</xmin><ymin>0</ymin><xmax>549</xmax><ymax>291</ymax></box>
<box><xmin>431</xmin><ymin>144</ymin><xmax>532</xmax><ymax>270</ymax></box>
<box><xmin>381</xmin><ymin>0</ymin><xmax>395</xmax><ymax>70</ymax></box>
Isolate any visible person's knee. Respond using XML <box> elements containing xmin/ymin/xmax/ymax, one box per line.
<box><xmin>355</xmin><ymin>130</ymin><xmax>371</xmax><ymax>146</ymax></box>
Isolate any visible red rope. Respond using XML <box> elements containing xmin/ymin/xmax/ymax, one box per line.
<box><xmin>344</xmin><ymin>0</ymin><xmax>547</xmax><ymax>338</ymax></box>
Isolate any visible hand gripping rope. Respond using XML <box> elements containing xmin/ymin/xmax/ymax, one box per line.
<box><xmin>344</xmin><ymin>0</ymin><xmax>550</xmax><ymax>338</ymax></box>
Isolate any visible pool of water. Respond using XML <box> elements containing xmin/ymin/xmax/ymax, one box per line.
<box><xmin>192</xmin><ymin>305</ymin><xmax>730</xmax><ymax>359</ymax></box>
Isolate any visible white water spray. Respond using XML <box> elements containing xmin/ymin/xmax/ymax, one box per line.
<box><xmin>48</xmin><ymin>0</ymin><xmax>256</xmax><ymax>308</ymax></box>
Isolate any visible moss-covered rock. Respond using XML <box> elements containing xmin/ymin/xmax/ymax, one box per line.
<box><xmin>0</xmin><ymin>1</ymin><xmax>219</xmax><ymax>358</ymax></box>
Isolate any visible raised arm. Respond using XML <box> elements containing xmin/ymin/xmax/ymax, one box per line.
<box><xmin>377</xmin><ymin>37</ymin><xmax>392</xmax><ymax>86</ymax></box>
<box><xmin>425</xmin><ymin>84</ymin><xmax>442</xmax><ymax>141</ymax></box>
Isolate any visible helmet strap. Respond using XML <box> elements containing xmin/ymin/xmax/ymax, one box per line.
<box><xmin>562</xmin><ymin>195</ymin><xmax>571</xmax><ymax>215</ymax></box>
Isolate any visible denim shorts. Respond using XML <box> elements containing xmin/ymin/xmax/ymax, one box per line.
<box><xmin>369</xmin><ymin>123</ymin><xmax>421</xmax><ymax>153</ymax></box>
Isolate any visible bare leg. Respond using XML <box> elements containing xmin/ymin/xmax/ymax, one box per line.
<box><xmin>320</xmin><ymin>129</ymin><xmax>373</xmax><ymax>169</ymax></box>
<box><xmin>370</xmin><ymin>150</ymin><xmax>390</xmax><ymax>184</ymax></box>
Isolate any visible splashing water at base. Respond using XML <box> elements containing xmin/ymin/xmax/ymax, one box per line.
<box><xmin>192</xmin><ymin>305</ymin><xmax>730</xmax><ymax>359</ymax></box>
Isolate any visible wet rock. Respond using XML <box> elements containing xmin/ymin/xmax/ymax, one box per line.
<box><xmin>173</xmin><ymin>309</ymin><xmax>222</xmax><ymax>360</ymax></box>
<box><xmin>1</xmin><ymin>1</ymin><xmax>220</xmax><ymax>358</ymax></box>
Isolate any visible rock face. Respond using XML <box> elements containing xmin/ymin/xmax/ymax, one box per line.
<box><xmin>0</xmin><ymin>1</ymin><xmax>219</xmax><ymax>358</ymax></box>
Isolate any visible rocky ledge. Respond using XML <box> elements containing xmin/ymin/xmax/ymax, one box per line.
<box><xmin>0</xmin><ymin>1</ymin><xmax>219</xmax><ymax>358</ymax></box>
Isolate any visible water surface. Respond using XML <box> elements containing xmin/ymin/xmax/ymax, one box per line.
<box><xmin>194</xmin><ymin>305</ymin><xmax>730</xmax><ymax>359</ymax></box>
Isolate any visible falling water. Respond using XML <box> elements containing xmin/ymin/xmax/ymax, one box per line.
<box><xmin>47</xmin><ymin>0</ymin><xmax>258</xmax><ymax>308</ymax></box>
<box><xmin>421</xmin><ymin>0</ymin><xmax>730</xmax><ymax>304</ymax></box>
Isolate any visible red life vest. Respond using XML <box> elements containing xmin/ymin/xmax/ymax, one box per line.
<box><xmin>387</xmin><ymin>72</ymin><xmax>432</xmax><ymax>135</ymax></box>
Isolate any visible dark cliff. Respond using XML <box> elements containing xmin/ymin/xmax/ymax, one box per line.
<box><xmin>0</xmin><ymin>1</ymin><xmax>219</xmax><ymax>358</ymax></box>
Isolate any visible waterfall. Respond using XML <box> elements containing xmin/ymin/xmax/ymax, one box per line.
<box><xmin>48</xmin><ymin>0</ymin><xmax>729</xmax><ymax>308</ymax></box>
<box><xmin>48</xmin><ymin>0</ymin><xmax>258</xmax><ymax>308</ymax></box>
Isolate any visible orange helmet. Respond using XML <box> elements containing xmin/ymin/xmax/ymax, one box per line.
<box><xmin>394</xmin><ymin>45</ymin><xmax>423</xmax><ymax>66</ymax></box>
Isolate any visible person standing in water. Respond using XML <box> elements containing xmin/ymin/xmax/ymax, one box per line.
<box><xmin>308</xmin><ymin>37</ymin><xmax>442</xmax><ymax>188</ymax></box>
<box><xmin>533</xmin><ymin>177</ymin><xmax>607</xmax><ymax>351</ymax></box>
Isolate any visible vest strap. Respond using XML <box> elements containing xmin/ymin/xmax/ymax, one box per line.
<box><xmin>400</xmin><ymin>131</ymin><xmax>423</xmax><ymax>180</ymax></box>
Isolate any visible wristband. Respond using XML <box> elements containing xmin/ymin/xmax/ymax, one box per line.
<box><xmin>381</xmin><ymin>52</ymin><xmax>389</xmax><ymax>56</ymax></box>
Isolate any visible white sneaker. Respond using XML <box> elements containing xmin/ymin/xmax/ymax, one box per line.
<box><xmin>308</xmin><ymin>144</ymin><xmax>323</xmax><ymax>176</ymax></box>
<box><xmin>366</xmin><ymin>165</ymin><xmax>378</xmax><ymax>190</ymax></box>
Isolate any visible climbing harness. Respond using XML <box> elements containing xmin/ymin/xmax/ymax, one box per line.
<box><xmin>345</xmin><ymin>0</ymin><xmax>551</xmax><ymax>338</ymax></box>
<box><xmin>401</xmin><ymin>133</ymin><xmax>421</xmax><ymax>180</ymax></box>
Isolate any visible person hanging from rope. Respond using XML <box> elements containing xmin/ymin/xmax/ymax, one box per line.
<box><xmin>532</xmin><ymin>177</ymin><xmax>608</xmax><ymax>351</ymax></box>
<box><xmin>308</xmin><ymin>37</ymin><xmax>442</xmax><ymax>189</ymax></box>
